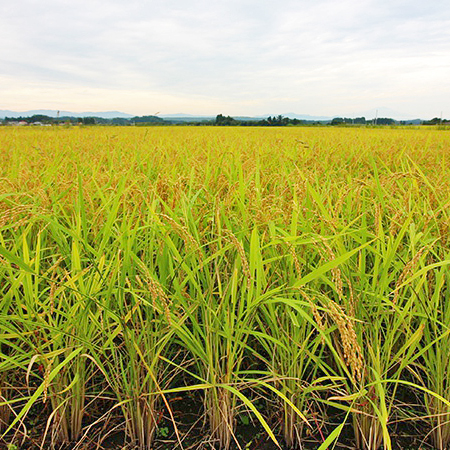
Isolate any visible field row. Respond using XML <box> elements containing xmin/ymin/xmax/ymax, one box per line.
<box><xmin>1</xmin><ymin>127</ymin><xmax>450</xmax><ymax>449</ymax></box>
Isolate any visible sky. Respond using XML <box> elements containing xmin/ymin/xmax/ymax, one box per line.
<box><xmin>1</xmin><ymin>0</ymin><xmax>450</xmax><ymax>119</ymax></box>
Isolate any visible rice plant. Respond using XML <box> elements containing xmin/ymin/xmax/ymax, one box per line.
<box><xmin>1</xmin><ymin>125</ymin><xmax>450</xmax><ymax>449</ymax></box>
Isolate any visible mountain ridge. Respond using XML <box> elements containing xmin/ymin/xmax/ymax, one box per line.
<box><xmin>0</xmin><ymin>110</ymin><xmax>134</xmax><ymax>119</ymax></box>
<box><xmin>0</xmin><ymin>108</ymin><xmax>424</xmax><ymax>121</ymax></box>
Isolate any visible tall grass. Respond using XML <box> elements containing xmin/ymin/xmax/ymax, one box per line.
<box><xmin>1</xmin><ymin>125</ymin><xmax>450</xmax><ymax>449</ymax></box>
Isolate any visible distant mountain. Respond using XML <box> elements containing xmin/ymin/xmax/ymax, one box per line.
<box><xmin>159</xmin><ymin>113</ymin><xmax>209</xmax><ymax>118</ymax></box>
<box><xmin>280</xmin><ymin>113</ymin><xmax>333</xmax><ymax>121</ymax></box>
<box><xmin>162</xmin><ymin>113</ymin><xmax>334</xmax><ymax>122</ymax></box>
<box><xmin>281</xmin><ymin>109</ymin><xmax>423</xmax><ymax>121</ymax></box>
<box><xmin>0</xmin><ymin>110</ymin><xmax>134</xmax><ymax>119</ymax></box>
<box><xmin>0</xmin><ymin>108</ymin><xmax>425</xmax><ymax>122</ymax></box>
<box><xmin>159</xmin><ymin>114</ymin><xmax>215</xmax><ymax>122</ymax></box>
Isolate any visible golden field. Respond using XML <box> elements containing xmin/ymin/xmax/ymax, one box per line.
<box><xmin>1</xmin><ymin>125</ymin><xmax>450</xmax><ymax>449</ymax></box>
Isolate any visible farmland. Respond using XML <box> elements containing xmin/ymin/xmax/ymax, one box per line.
<box><xmin>1</xmin><ymin>125</ymin><xmax>450</xmax><ymax>449</ymax></box>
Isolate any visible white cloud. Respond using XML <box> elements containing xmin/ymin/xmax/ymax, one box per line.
<box><xmin>1</xmin><ymin>0</ymin><xmax>449</xmax><ymax>117</ymax></box>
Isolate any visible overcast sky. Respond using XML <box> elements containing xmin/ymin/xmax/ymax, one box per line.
<box><xmin>1</xmin><ymin>0</ymin><xmax>449</xmax><ymax>118</ymax></box>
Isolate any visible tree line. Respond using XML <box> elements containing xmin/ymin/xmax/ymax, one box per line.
<box><xmin>1</xmin><ymin>114</ymin><xmax>445</xmax><ymax>127</ymax></box>
<box><xmin>1</xmin><ymin>114</ymin><xmax>165</xmax><ymax>126</ymax></box>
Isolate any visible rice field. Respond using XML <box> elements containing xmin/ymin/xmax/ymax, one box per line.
<box><xmin>1</xmin><ymin>125</ymin><xmax>450</xmax><ymax>449</ymax></box>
